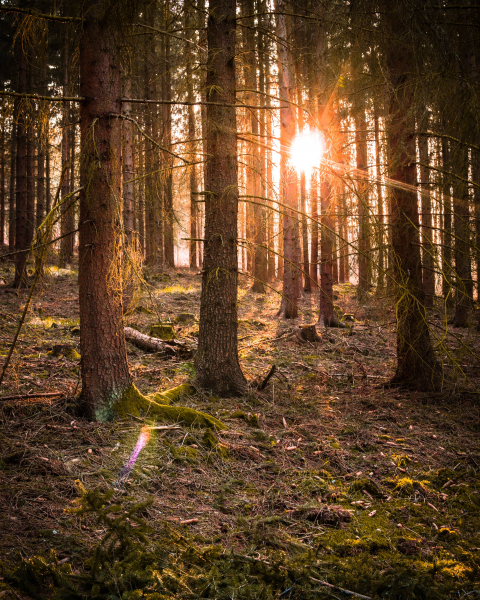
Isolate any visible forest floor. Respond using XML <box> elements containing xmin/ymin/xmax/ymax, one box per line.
<box><xmin>0</xmin><ymin>261</ymin><xmax>480</xmax><ymax>600</ymax></box>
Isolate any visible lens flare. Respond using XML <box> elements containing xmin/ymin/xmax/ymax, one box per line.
<box><xmin>116</xmin><ymin>425</ymin><xmax>151</xmax><ymax>485</ymax></box>
<box><xmin>290</xmin><ymin>130</ymin><xmax>326</xmax><ymax>174</ymax></box>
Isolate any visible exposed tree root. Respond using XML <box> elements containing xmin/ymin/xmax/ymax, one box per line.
<box><xmin>112</xmin><ymin>383</ymin><xmax>226</xmax><ymax>430</ymax></box>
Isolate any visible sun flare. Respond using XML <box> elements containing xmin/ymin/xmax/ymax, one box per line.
<box><xmin>290</xmin><ymin>130</ymin><xmax>326</xmax><ymax>174</ymax></box>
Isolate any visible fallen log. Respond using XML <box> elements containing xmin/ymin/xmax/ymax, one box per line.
<box><xmin>124</xmin><ymin>327</ymin><xmax>193</xmax><ymax>358</ymax></box>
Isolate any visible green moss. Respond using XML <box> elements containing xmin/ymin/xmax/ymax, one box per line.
<box><xmin>150</xmin><ymin>323</ymin><xmax>175</xmax><ymax>340</ymax></box>
<box><xmin>392</xmin><ymin>454</ymin><xmax>412</xmax><ymax>468</ymax></box>
<box><xmin>385</xmin><ymin>477</ymin><xmax>430</xmax><ymax>497</ymax></box>
<box><xmin>202</xmin><ymin>428</ymin><xmax>219</xmax><ymax>449</ymax></box>
<box><xmin>112</xmin><ymin>384</ymin><xmax>226</xmax><ymax>430</ymax></box>
<box><xmin>230</xmin><ymin>410</ymin><xmax>259</xmax><ymax>427</ymax></box>
<box><xmin>147</xmin><ymin>383</ymin><xmax>196</xmax><ymax>406</ymax></box>
<box><xmin>347</xmin><ymin>478</ymin><xmax>382</xmax><ymax>498</ymax></box>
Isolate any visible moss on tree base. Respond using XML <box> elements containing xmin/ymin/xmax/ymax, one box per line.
<box><xmin>112</xmin><ymin>383</ymin><xmax>226</xmax><ymax>430</ymax></box>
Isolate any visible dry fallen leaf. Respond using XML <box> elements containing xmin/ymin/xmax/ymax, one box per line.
<box><xmin>282</xmin><ymin>417</ymin><xmax>288</xmax><ymax>429</ymax></box>
<box><xmin>368</xmin><ymin>510</ymin><xmax>377</xmax><ymax>517</ymax></box>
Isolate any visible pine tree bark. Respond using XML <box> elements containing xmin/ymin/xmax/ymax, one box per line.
<box><xmin>417</xmin><ymin>115</ymin><xmax>435</xmax><ymax>308</ymax></box>
<box><xmin>354</xmin><ymin>88</ymin><xmax>370</xmax><ymax>301</ymax></box>
<box><xmin>78</xmin><ymin>0</ymin><xmax>132</xmax><ymax>420</ymax></box>
<box><xmin>310</xmin><ymin>171</ymin><xmax>319</xmax><ymax>286</ymax></box>
<box><xmin>441</xmin><ymin>136</ymin><xmax>453</xmax><ymax>306</ymax></box>
<box><xmin>374</xmin><ymin>104</ymin><xmax>385</xmax><ymax>294</ymax></box>
<box><xmin>318</xmin><ymin>180</ymin><xmax>338</xmax><ymax>327</ymax></box>
<box><xmin>13</xmin><ymin>38</ymin><xmax>29</xmax><ymax>288</ymax></box>
<box><xmin>0</xmin><ymin>126</ymin><xmax>5</xmax><ymax>248</ymax></box>
<box><xmin>186</xmin><ymin>3</ymin><xmax>198</xmax><ymax>269</ymax></box>
<box><xmin>161</xmin><ymin>3</ymin><xmax>175</xmax><ymax>268</ymax></box>
<box><xmin>452</xmin><ymin>145</ymin><xmax>473</xmax><ymax>326</ymax></box>
<box><xmin>59</xmin><ymin>30</ymin><xmax>73</xmax><ymax>266</ymax></box>
<box><xmin>383</xmin><ymin>11</ymin><xmax>440</xmax><ymax>390</ymax></box>
<box><xmin>276</xmin><ymin>0</ymin><xmax>301</xmax><ymax>318</ymax></box>
<box><xmin>194</xmin><ymin>0</ymin><xmax>247</xmax><ymax>395</ymax></box>
<box><xmin>243</xmin><ymin>0</ymin><xmax>266</xmax><ymax>293</ymax></box>
<box><xmin>8</xmin><ymin>106</ymin><xmax>16</xmax><ymax>253</ymax></box>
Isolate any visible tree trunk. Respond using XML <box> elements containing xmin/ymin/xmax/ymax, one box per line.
<box><xmin>8</xmin><ymin>106</ymin><xmax>16</xmax><ymax>253</ymax></box>
<box><xmin>13</xmin><ymin>38</ymin><xmax>29</xmax><ymax>288</ymax></box>
<box><xmin>59</xmin><ymin>30</ymin><xmax>72</xmax><ymax>266</ymax></box>
<box><xmin>243</xmin><ymin>0</ymin><xmax>266</xmax><ymax>293</ymax></box>
<box><xmin>78</xmin><ymin>0</ymin><xmax>132</xmax><ymax>420</ymax></box>
<box><xmin>441</xmin><ymin>136</ymin><xmax>454</xmax><ymax>307</ymax></box>
<box><xmin>162</xmin><ymin>4</ymin><xmax>175</xmax><ymax>269</ymax></box>
<box><xmin>354</xmin><ymin>88</ymin><xmax>370</xmax><ymax>301</ymax></box>
<box><xmin>123</xmin><ymin>79</ymin><xmax>134</xmax><ymax>247</ymax></box>
<box><xmin>310</xmin><ymin>171</ymin><xmax>319</xmax><ymax>286</ymax></box>
<box><xmin>194</xmin><ymin>0</ymin><xmax>248</xmax><ymax>395</ymax></box>
<box><xmin>384</xmin><ymin>13</ymin><xmax>440</xmax><ymax>390</ymax></box>
<box><xmin>186</xmin><ymin>4</ymin><xmax>198</xmax><ymax>269</ymax></box>
<box><xmin>276</xmin><ymin>0</ymin><xmax>300</xmax><ymax>318</ymax></box>
<box><xmin>417</xmin><ymin>114</ymin><xmax>435</xmax><ymax>308</ymax></box>
<box><xmin>318</xmin><ymin>180</ymin><xmax>337</xmax><ymax>327</ymax></box>
<box><xmin>452</xmin><ymin>146</ymin><xmax>473</xmax><ymax>326</ymax></box>
<box><xmin>0</xmin><ymin>126</ymin><xmax>4</xmax><ymax>248</ymax></box>
<box><xmin>374</xmin><ymin>104</ymin><xmax>385</xmax><ymax>293</ymax></box>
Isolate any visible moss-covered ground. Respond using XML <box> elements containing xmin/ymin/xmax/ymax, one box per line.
<box><xmin>0</xmin><ymin>262</ymin><xmax>479</xmax><ymax>599</ymax></box>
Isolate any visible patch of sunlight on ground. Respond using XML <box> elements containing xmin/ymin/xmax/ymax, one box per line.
<box><xmin>27</xmin><ymin>316</ymin><xmax>79</xmax><ymax>328</ymax></box>
<box><xmin>159</xmin><ymin>285</ymin><xmax>195</xmax><ymax>294</ymax></box>
<box><xmin>45</xmin><ymin>266</ymin><xmax>78</xmax><ymax>278</ymax></box>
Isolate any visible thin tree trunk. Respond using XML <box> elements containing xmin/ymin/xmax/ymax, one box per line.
<box><xmin>354</xmin><ymin>89</ymin><xmax>370</xmax><ymax>301</ymax></box>
<box><xmin>453</xmin><ymin>146</ymin><xmax>473</xmax><ymax>326</ymax></box>
<box><xmin>318</xmin><ymin>180</ymin><xmax>337</xmax><ymax>327</ymax></box>
<box><xmin>13</xmin><ymin>38</ymin><xmax>29</xmax><ymax>288</ymax></box>
<box><xmin>374</xmin><ymin>104</ymin><xmax>385</xmax><ymax>294</ymax></box>
<box><xmin>194</xmin><ymin>0</ymin><xmax>247</xmax><ymax>395</ymax></box>
<box><xmin>243</xmin><ymin>0</ymin><xmax>266</xmax><ymax>293</ymax></box>
<box><xmin>310</xmin><ymin>171</ymin><xmax>319</xmax><ymax>285</ymax></box>
<box><xmin>186</xmin><ymin>4</ymin><xmax>198</xmax><ymax>269</ymax></box>
<box><xmin>339</xmin><ymin>187</ymin><xmax>349</xmax><ymax>283</ymax></box>
<box><xmin>276</xmin><ymin>0</ymin><xmax>300</xmax><ymax>318</ymax></box>
<box><xmin>123</xmin><ymin>80</ymin><xmax>134</xmax><ymax>247</ymax></box>
<box><xmin>59</xmin><ymin>31</ymin><xmax>72</xmax><ymax>266</ymax></box>
<box><xmin>162</xmin><ymin>3</ymin><xmax>174</xmax><ymax>269</ymax></box>
<box><xmin>78</xmin><ymin>0</ymin><xmax>132</xmax><ymax>420</ymax></box>
<box><xmin>417</xmin><ymin>114</ymin><xmax>435</xmax><ymax>308</ymax></box>
<box><xmin>0</xmin><ymin>126</ymin><xmax>5</xmax><ymax>247</ymax></box>
<box><xmin>8</xmin><ymin>107</ymin><xmax>16</xmax><ymax>253</ymax></box>
<box><xmin>441</xmin><ymin>137</ymin><xmax>454</xmax><ymax>307</ymax></box>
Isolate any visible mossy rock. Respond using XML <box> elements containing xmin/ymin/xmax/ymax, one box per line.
<box><xmin>150</xmin><ymin>323</ymin><xmax>175</xmax><ymax>341</ymax></box>
<box><xmin>111</xmin><ymin>384</ymin><xmax>226</xmax><ymax>430</ymax></box>
<box><xmin>347</xmin><ymin>478</ymin><xmax>382</xmax><ymax>498</ymax></box>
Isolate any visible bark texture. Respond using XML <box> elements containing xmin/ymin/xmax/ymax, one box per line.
<box><xmin>78</xmin><ymin>0</ymin><xmax>132</xmax><ymax>421</ymax></box>
<box><xmin>384</xmin><ymin>12</ymin><xmax>440</xmax><ymax>390</ymax></box>
<box><xmin>194</xmin><ymin>0</ymin><xmax>247</xmax><ymax>395</ymax></box>
<box><xmin>276</xmin><ymin>0</ymin><xmax>301</xmax><ymax>318</ymax></box>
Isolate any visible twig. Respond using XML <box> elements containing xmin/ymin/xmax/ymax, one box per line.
<box><xmin>0</xmin><ymin>90</ymin><xmax>83</xmax><ymax>102</ymax></box>
<box><xmin>309</xmin><ymin>577</ymin><xmax>373</xmax><ymax>600</ymax></box>
<box><xmin>0</xmin><ymin>392</ymin><xmax>65</xmax><ymax>402</ymax></box>
<box><xmin>257</xmin><ymin>364</ymin><xmax>276</xmax><ymax>390</ymax></box>
<box><xmin>0</xmin><ymin>6</ymin><xmax>81</xmax><ymax>21</ymax></box>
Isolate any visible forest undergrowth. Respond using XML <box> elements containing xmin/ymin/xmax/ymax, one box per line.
<box><xmin>0</xmin><ymin>262</ymin><xmax>480</xmax><ymax>599</ymax></box>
